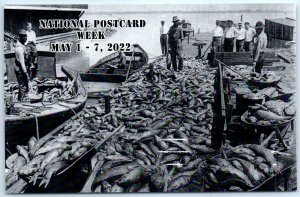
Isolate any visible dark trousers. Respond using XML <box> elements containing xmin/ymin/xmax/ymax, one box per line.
<box><xmin>26</xmin><ymin>42</ymin><xmax>38</xmax><ymax>80</ymax></box>
<box><xmin>224</xmin><ymin>38</ymin><xmax>234</xmax><ymax>52</ymax></box>
<box><xmin>255</xmin><ymin>52</ymin><xmax>265</xmax><ymax>73</ymax></box>
<box><xmin>236</xmin><ymin>39</ymin><xmax>245</xmax><ymax>52</ymax></box>
<box><xmin>212</xmin><ymin>36</ymin><xmax>222</xmax><ymax>52</ymax></box>
<box><xmin>14</xmin><ymin>69</ymin><xmax>29</xmax><ymax>101</ymax></box>
<box><xmin>160</xmin><ymin>34</ymin><xmax>168</xmax><ymax>55</ymax></box>
<box><xmin>168</xmin><ymin>46</ymin><xmax>183</xmax><ymax>71</ymax></box>
<box><xmin>244</xmin><ymin>41</ymin><xmax>253</xmax><ymax>52</ymax></box>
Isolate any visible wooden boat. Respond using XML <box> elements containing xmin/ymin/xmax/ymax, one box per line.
<box><xmin>4</xmin><ymin>51</ymin><xmax>87</xmax><ymax>154</ymax></box>
<box><xmin>80</xmin><ymin>44</ymin><xmax>148</xmax><ymax>83</ymax></box>
<box><xmin>6</xmin><ymin>111</ymin><xmax>122</xmax><ymax>193</ymax></box>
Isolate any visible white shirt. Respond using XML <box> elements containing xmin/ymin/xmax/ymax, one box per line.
<box><xmin>26</xmin><ymin>30</ymin><xmax>36</xmax><ymax>44</ymax></box>
<box><xmin>236</xmin><ymin>28</ymin><xmax>246</xmax><ymax>40</ymax></box>
<box><xmin>224</xmin><ymin>26</ymin><xmax>239</xmax><ymax>38</ymax></box>
<box><xmin>160</xmin><ymin>26</ymin><xmax>167</xmax><ymax>35</ymax></box>
<box><xmin>213</xmin><ymin>26</ymin><xmax>223</xmax><ymax>37</ymax></box>
<box><xmin>245</xmin><ymin>27</ymin><xmax>256</xmax><ymax>42</ymax></box>
<box><xmin>253</xmin><ymin>31</ymin><xmax>268</xmax><ymax>61</ymax></box>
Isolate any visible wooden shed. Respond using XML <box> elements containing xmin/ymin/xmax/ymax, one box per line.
<box><xmin>265</xmin><ymin>18</ymin><xmax>296</xmax><ymax>48</ymax></box>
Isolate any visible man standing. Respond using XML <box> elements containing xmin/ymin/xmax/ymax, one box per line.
<box><xmin>244</xmin><ymin>22</ymin><xmax>256</xmax><ymax>52</ymax></box>
<box><xmin>212</xmin><ymin>20</ymin><xmax>223</xmax><ymax>53</ymax></box>
<box><xmin>160</xmin><ymin>21</ymin><xmax>168</xmax><ymax>55</ymax></box>
<box><xmin>25</xmin><ymin>22</ymin><xmax>38</xmax><ymax>79</ymax></box>
<box><xmin>253</xmin><ymin>21</ymin><xmax>268</xmax><ymax>73</ymax></box>
<box><xmin>168</xmin><ymin>16</ymin><xmax>184</xmax><ymax>71</ymax></box>
<box><xmin>235</xmin><ymin>23</ymin><xmax>246</xmax><ymax>52</ymax></box>
<box><xmin>223</xmin><ymin>20</ymin><xmax>239</xmax><ymax>52</ymax></box>
<box><xmin>14</xmin><ymin>29</ymin><xmax>30</xmax><ymax>101</ymax></box>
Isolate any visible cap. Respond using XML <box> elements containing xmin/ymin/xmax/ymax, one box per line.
<box><xmin>255</xmin><ymin>21</ymin><xmax>264</xmax><ymax>29</ymax></box>
<box><xmin>18</xmin><ymin>29</ymin><xmax>27</xmax><ymax>35</ymax></box>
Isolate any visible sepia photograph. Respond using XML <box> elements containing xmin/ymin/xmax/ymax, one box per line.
<box><xmin>3</xmin><ymin>3</ymin><xmax>297</xmax><ymax>193</ymax></box>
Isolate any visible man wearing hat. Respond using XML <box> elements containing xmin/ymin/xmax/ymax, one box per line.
<box><xmin>253</xmin><ymin>21</ymin><xmax>268</xmax><ymax>73</ymax></box>
<box><xmin>14</xmin><ymin>29</ymin><xmax>31</xmax><ymax>101</ymax></box>
<box><xmin>160</xmin><ymin>20</ymin><xmax>168</xmax><ymax>55</ymax></box>
<box><xmin>236</xmin><ymin>22</ymin><xmax>246</xmax><ymax>52</ymax></box>
<box><xmin>223</xmin><ymin>20</ymin><xmax>239</xmax><ymax>52</ymax></box>
<box><xmin>167</xmin><ymin>16</ymin><xmax>184</xmax><ymax>71</ymax></box>
<box><xmin>25</xmin><ymin>22</ymin><xmax>38</xmax><ymax>79</ymax></box>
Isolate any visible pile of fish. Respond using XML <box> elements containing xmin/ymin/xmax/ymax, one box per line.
<box><xmin>4</xmin><ymin>78</ymin><xmax>77</xmax><ymax>105</ymax></box>
<box><xmin>5</xmin><ymin>106</ymin><xmax>110</xmax><ymax>189</ymax></box>
<box><xmin>198</xmin><ymin>144</ymin><xmax>286</xmax><ymax>191</ymax></box>
<box><xmin>82</xmin><ymin>57</ymin><xmax>217</xmax><ymax>192</ymax></box>
<box><xmin>6</xmin><ymin>57</ymin><xmax>217</xmax><ymax>191</ymax></box>
<box><xmin>242</xmin><ymin>98</ymin><xmax>295</xmax><ymax>126</ymax></box>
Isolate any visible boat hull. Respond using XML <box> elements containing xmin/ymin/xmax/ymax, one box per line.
<box><xmin>5</xmin><ymin>66</ymin><xmax>87</xmax><ymax>155</ymax></box>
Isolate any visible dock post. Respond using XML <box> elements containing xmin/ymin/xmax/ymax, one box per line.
<box><xmin>104</xmin><ymin>94</ymin><xmax>111</xmax><ymax>114</ymax></box>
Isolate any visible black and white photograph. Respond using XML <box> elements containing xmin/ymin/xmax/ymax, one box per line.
<box><xmin>3</xmin><ymin>3</ymin><xmax>297</xmax><ymax>193</ymax></box>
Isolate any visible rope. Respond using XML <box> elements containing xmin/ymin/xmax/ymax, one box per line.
<box><xmin>33</xmin><ymin>114</ymin><xmax>40</xmax><ymax>140</ymax></box>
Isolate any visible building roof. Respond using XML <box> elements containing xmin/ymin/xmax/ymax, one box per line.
<box><xmin>266</xmin><ymin>18</ymin><xmax>296</xmax><ymax>27</ymax></box>
<box><xmin>4</xmin><ymin>4</ymin><xmax>88</xmax><ymax>11</ymax></box>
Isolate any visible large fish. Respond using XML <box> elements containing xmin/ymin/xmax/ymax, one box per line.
<box><xmin>254</xmin><ymin>110</ymin><xmax>287</xmax><ymax>121</ymax></box>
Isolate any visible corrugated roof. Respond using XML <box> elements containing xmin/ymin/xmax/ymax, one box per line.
<box><xmin>266</xmin><ymin>18</ymin><xmax>296</xmax><ymax>27</ymax></box>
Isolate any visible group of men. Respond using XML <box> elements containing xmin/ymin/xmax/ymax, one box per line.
<box><xmin>14</xmin><ymin>22</ymin><xmax>38</xmax><ymax>100</ymax></box>
<box><xmin>212</xmin><ymin>19</ymin><xmax>268</xmax><ymax>73</ymax></box>
<box><xmin>160</xmin><ymin>17</ymin><xmax>267</xmax><ymax>73</ymax></box>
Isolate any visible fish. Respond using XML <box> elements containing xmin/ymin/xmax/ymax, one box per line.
<box><xmin>28</xmin><ymin>137</ymin><xmax>37</xmax><ymax>151</ymax></box>
<box><xmin>161</xmin><ymin>154</ymin><xmax>181</xmax><ymax>165</ymax></box>
<box><xmin>13</xmin><ymin>156</ymin><xmax>26</xmax><ymax>175</ymax></box>
<box><xmin>40</xmin><ymin>148</ymin><xmax>65</xmax><ymax>170</ymax></box>
<box><xmin>104</xmin><ymin>154</ymin><xmax>132</xmax><ymax>162</ymax></box>
<box><xmin>16</xmin><ymin>145</ymin><xmax>30</xmax><ymax>163</ymax></box>
<box><xmin>263</xmin><ymin>100</ymin><xmax>286</xmax><ymax>116</ymax></box>
<box><xmin>18</xmin><ymin>155</ymin><xmax>44</xmax><ymax>176</ymax></box>
<box><xmin>154</xmin><ymin>135</ymin><xmax>169</xmax><ymax>151</ymax></box>
<box><xmin>234</xmin><ymin>158</ymin><xmax>265</xmax><ymax>184</ymax></box>
<box><xmin>243</xmin><ymin>144</ymin><xmax>277</xmax><ymax>171</ymax></box>
<box><xmin>139</xmin><ymin>143</ymin><xmax>155</xmax><ymax>158</ymax></box>
<box><xmin>167</xmin><ymin>175</ymin><xmax>191</xmax><ymax>192</ymax></box>
<box><xmin>39</xmin><ymin>161</ymin><xmax>67</xmax><ymax>188</ymax></box>
<box><xmin>254</xmin><ymin>110</ymin><xmax>287</xmax><ymax>121</ymax></box>
<box><xmin>167</xmin><ymin>140</ymin><xmax>193</xmax><ymax>154</ymax></box>
<box><xmin>209</xmin><ymin>164</ymin><xmax>254</xmax><ymax>188</ymax></box>
<box><xmin>35</xmin><ymin>142</ymin><xmax>70</xmax><ymax>156</ymax></box>
<box><xmin>118</xmin><ymin>166</ymin><xmax>145</xmax><ymax>186</ymax></box>
<box><xmin>92</xmin><ymin>163</ymin><xmax>139</xmax><ymax>188</ymax></box>
<box><xmin>190</xmin><ymin>144</ymin><xmax>215</xmax><ymax>154</ymax></box>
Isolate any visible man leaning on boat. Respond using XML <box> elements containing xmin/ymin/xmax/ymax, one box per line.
<box><xmin>14</xmin><ymin>29</ymin><xmax>31</xmax><ymax>101</ymax></box>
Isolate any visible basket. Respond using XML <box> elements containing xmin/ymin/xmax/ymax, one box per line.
<box><xmin>197</xmin><ymin>146</ymin><xmax>296</xmax><ymax>192</ymax></box>
<box><xmin>240</xmin><ymin>110</ymin><xmax>294</xmax><ymax>129</ymax></box>
<box><xmin>247</xmin><ymin>76</ymin><xmax>281</xmax><ymax>88</ymax></box>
